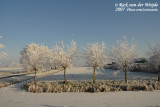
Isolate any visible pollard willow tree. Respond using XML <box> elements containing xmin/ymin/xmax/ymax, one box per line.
<box><xmin>84</xmin><ymin>42</ymin><xmax>108</xmax><ymax>84</ymax></box>
<box><xmin>146</xmin><ymin>44</ymin><xmax>160</xmax><ymax>81</ymax></box>
<box><xmin>52</xmin><ymin>40</ymin><xmax>77</xmax><ymax>84</ymax></box>
<box><xmin>111</xmin><ymin>36</ymin><xmax>136</xmax><ymax>83</ymax></box>
<box><xmin>20</xmin><ymin>43</ymin><xmax>51</xmax><ymax>85</ymax></box>
<box><xmin>0</xmin><ymin>36</ymin><xmax>7</xmax><ymax>64</ymax></box>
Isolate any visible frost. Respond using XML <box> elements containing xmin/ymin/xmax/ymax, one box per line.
<box><xmin>146</xmin><ymin>43</ymin><xmax>160</xmax><ymax>81</ymax></box>
<box><xmin>84</xmin><ymin>42</ymin><xmax>108</xmax><ymax>83</ymax></box>
<box><xmin>146</xmin><ymin>43</ymin><xmax>160</xmax><ymax>71</ymax></box>
<box><xmin>20</xmin><ymin>43</ymin><xmax>51</xmax><ymax>85</ymax></box>
<box><xmin>113</xmin><ymin>70</ymin><xmax>120</xmax><ymax>76</ymax></box>
<box><xmin>111</xmin><ymin>36</ymin><xmax>136</xmax><ymax>82</ymax></box>
<box><xmin>50</xmin><ymin>40</ymin><xmax>77</xmax><ymax>84</ymax></box>
<box><xmin>20</xmin><ymin>43</ymin><xmax>51</xmax><ymax>72</ymax></box>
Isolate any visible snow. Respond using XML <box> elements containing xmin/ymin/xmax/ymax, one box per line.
<box><xmin>0</xmin><ymin>67</ymin><xmax>160</xmax><ymax>107</ymax></box>
<box><xmin>111</xmin><ymin>36</ymin><xmax>136</xmax><ymax>72</ymax></box>
<box><xmin>39</xmin><ymin>67</ymin><xmax>157</xmax><ymax>81</ymax></box>
<box><xmin>0</xmin><ymin>68</ymin><xmax>23</xmax><ymax>78</ymax></box>
<box><xmin>0</xmin><ymin>70</ymin><xmax>58</xmax><ymax>86</ymax></box>
<box><xmin>0</xmin><ymin>68</ymin><xmax>23</xmax><ymax>73</ymax></box>
<box><xmin>84</xmin><ymin>42</ymin><xmax>107</xmax><ymax>69</ymax></box>
<box><xmin>20</xmin><ymin>43</ymin><xmax>52</xmax><ymax>73</ymax></box>
<box><xmin>0</xmin><ymin>81</ymin><xmax>160</xmax><ymax>107</ymax></box>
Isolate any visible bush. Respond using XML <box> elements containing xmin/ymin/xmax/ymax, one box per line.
<box><xmin>22</xmin><ymin>80</ymin><xmax>160</xmax><ymax>93</ymax></box>
<box><xmin>0</xmin><ymin>82</ymin><xmax>11</xmax><ymax>88</ymax></box>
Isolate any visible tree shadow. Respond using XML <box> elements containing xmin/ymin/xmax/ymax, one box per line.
<box><xmin>38</xmin><ymin>73</ymin><xmax>123</xmax><ymax>81</ymax></box>
<box><xmin>0</xmin><ymin>75</ymin><xmax>33</xmax><ymax>91</ymax></box>
<box><xmin>0</xmin><ymin>75</ymin><xmax>33</xmax><ymax>83</ymax></box>
<box><xmin>38</xmin><ymin>69</ymin><xmax>157</xmax><ymax>81</ymax></box>
<box><xmin>42</xmin><ymin>105</ymin><xmax>75</xmax><ymax>107</ymax></box>
<box><xmin>42</xmin><ymin>105</ymin><xmax>61</xmax><ymax>107</ymax></box>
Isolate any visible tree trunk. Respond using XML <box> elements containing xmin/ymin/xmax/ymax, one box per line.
<box><xmin>64</xmin><ymin>67</ymin><xmax>67</xmax><ymax>84</ymax></box>
<box><xmin>93</xmin><ymin>67</ymin><xmax>96</xmax><ymax>84</ymax></box>
<box><xmin>158</xmin><ymin>65</ymin><xmax>160</xmax><ymax>82</ymax></box>
<box><xmin>158</xmin><ymin>73</ymin><xmax>160</xmax><ymax>82</ymax></box>
<box><xmin>124</xmin><ymin>68</ymin><xmax>127</xmax><ymax>83</ymax></box>
<box><xmin>34</xmin><ymin>71</ymin><xmax>37</xmax><ymax>86</ymax></box>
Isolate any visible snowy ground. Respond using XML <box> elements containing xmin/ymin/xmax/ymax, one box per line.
<box><xmin>0</xmin><ymin>67</ymin><xmax>160</xmax><ymax>107</ymax></box>
<box><xmin>0</xmin><ymin>69</ymin><xmax>59</xmax><ymax>88</ymax></box>
<box><xmin>39</xmin><ymin>67</ymin><xmax>157</xmax><ymax>81</ymax></box>
<box><xmin>0</xmin><ymin>68</ymin><xmax>23</xmax><ymax>73</ymax></box>
<box><xmin>0</xmin><ymin>68</ymin><xmax>23</xmax><ymax>78</ymax></box>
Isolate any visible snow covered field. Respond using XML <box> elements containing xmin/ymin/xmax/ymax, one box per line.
<box><xmin>0</xmin><ymin>68</ymin><xmax>59</xmax><ymax>88</ymax></box>
<box><xmin>0</xmin><ymin>67</ymin><xmax>160</xmax><ymax>107</ymax></box>
<box><xmin>0</xmin><ymin>68</ymin><xmax>23</xmax><ymax>77</ymax></box>
<box><xmin>0</xmin><ymin>68</ymin><xmax>23</xmax><ymax>73</ymax></box>
<box><xmin>0</xmin><ymin>82</ymin><xmax>160</xmax><ymax>107</ymax></box>
<box><xmin>39</xmin><ymin>67</ymin><xmax>157</xmax><ymax>81</ymax></box>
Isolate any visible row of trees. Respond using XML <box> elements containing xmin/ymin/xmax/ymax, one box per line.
<box><xmin>20</xmin><ymin>41</ymin><xmax>77</xmax><ymax>85</ymax></box>
<box><xmin>20</xmin><ymin>36</ymin><xmax>160</xmax><ymax>85</ymax></box>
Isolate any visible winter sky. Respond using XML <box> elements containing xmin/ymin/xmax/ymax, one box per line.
<box><xmin>0</xmin><ymin>0</ymin><xmax>160</xmax><ymax>65</ymax></box>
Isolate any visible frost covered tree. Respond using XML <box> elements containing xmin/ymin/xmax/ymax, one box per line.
<box><xmin>20</xmin><ymin>43</ymin><xmax>51</xmax><ymax>85</ymax></box>
<box><xmin>111</xmin><ymin>36</ymin><xmax>136</xmax><ymax>83</ymax></box>
<box><xmin>146</xmin><ymin>44</ymin><xmax>160</xmax><ymax>81</ymax></box>
<box><xmin>84</xmin><ymin>42</ymin><xmax>107</xmax><ymax>84</ymax></box>
<box><xmin>52</xmin><ymin>40</ymin><xmax>77</xmax><ymax>84</ymax></box>
<box><xmin>0</xmin><ymin>36</ymin><xmax>7</xmax><ymax>64</ymax></box>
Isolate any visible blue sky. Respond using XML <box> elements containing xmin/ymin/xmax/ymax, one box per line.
<box><xmin>0</xmin><ymin>0</ymin><xmax>160</xmax><ymax>65</ymax></box>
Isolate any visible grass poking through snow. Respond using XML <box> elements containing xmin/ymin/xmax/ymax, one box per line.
<box><xmin>22</xmin><ymin>80</ymin><xmax>160</xmax><ymax>93</ymax></box>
